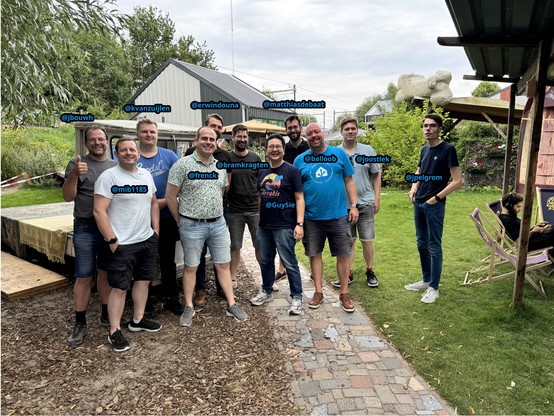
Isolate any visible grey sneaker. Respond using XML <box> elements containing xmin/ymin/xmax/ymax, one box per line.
<box><xmin>179</xmin><ymin>306</ymin><xmax>196</xmax><ymax>327</ymax></box>
<box><xmin>226</xmin><ymin>303</ymin><xmax>249</xmax><ymax>322</ymax></box>
<box><xmin>288</xmin><ymin>296</ymin><xmax>303</xmax><ymax>315</ymax></box>
<box><xmin>404</xmin><ymin>280</ymin><xmax>429</xmax><ymax>291</ymax></box>
<box><xmin>250</xmin><ymin>290</ymin><xmax>273</xmax><ymax>306</ymax></box>
<box><xmin>421</xmin><ymin>287</ymin><xmax>439</xmax><ymax>303</ymax></box>
<box><xmin>67</xmin><ymin>322</ymin><xmax>87</xmax><ymax>347</ymax></box>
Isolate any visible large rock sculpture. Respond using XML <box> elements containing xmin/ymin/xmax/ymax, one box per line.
<box><xmin>395</xmin><ymin>70</ymin><xmax>453</xmax><ymax>106</ymax></box>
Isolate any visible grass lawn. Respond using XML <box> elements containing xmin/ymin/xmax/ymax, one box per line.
<box><xmin>298</xmin><ymin>188</ymin><xmax>554</xmax><ymax>415</ymax></box>
<box><xmin>1</xmin><ymin>186</ymin><xmax>64</xmax><ymax>208</ymax></box>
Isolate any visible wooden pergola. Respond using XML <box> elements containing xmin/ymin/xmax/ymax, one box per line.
<box><xmin>438</xmin><ymin>0</ymin><xmax>554</xmax><ymax>308</ymax></box>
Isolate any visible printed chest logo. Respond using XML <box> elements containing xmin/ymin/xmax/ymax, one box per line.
<box><xmin>310</xmin><ymin>165</ymin><xmax>333</xmax><ymax>184</ymax></box>
<box><xmin>260</xmin><ymin>173</ymin><xmax>282</xmax><ymax>197</ymax></box>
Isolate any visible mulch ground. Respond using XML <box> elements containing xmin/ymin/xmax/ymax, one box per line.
<box><xmin>1</xmin><ymin>266</ymin><xmax>301</xmax><ymax>415</ymax></box>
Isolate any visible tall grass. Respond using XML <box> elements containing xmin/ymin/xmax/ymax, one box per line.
<box><xmin>299</xmin><ymin>188</ymin><xmax>554</xmax><ymax>415</ymax></box>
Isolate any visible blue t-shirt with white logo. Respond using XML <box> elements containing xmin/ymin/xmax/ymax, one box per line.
<box><xmin>294</xmin><ymin>146</ymin><xmax>354</xmax><ymax>220</ymax></box>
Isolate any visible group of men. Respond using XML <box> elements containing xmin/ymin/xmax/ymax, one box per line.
<box><xmin>65</xmin><ymin>111</ymin><xmax>460</xmax><ymax>352</ymax></box>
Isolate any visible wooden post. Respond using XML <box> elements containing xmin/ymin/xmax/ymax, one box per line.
<box><xmin>502</xmin><ymin>83</ymin><xmax>517</xmax><ymax>195</ymax></box>
<box><xmin>512</xmin><ymin>38</ymin><xmax>551</xmax><ymax>309</ymax></box>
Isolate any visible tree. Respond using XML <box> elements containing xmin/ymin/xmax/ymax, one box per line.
<box><xmin>126</xmin><ymin>6</ymin><xmax>216</xmax><ymax>89</ymax></box>
<box><xmin>354</xmin><ymin>82</ymin><xmax>399</xmax><ymax>124</ymax></box>
<box><xmin>71</xmin><ymin>31</ymin><xmax>134</xmax><ymax>114</ymax></box>
<box><xmin>365</xmin><ymin>102</ymin><xmax>449</xmax><ymax>187</ymax></box>
<box><xmin>471</xmin><ymin>81</ymin><xmax>501</xmax><ymax>97</ymax></box>
<box><xmin>1</xmin><ymin>0</ymin><xmax>124</xmax><ymax>124</ymax></box>
<box><xmin>298</xmin><ymin>113</ymin><xmax>317</xmax><ymax>126</ymax></box>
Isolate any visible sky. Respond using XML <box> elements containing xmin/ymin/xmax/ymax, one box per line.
<box><xmin>116</xmin><ymin>0</ymin><xmax>488</xmax><ymax>127</ymax></box>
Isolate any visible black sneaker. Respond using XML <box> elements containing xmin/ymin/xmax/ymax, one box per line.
<box><xmin>332</xmin><ymin>271</ymin><xmax>354</xmax><ymax>288</ymax></box>
<box><xmin>366</xmin><ymin>270</ymin><xmax>379</xmax><ymax>287</ymax></box>
<box><xmin>100</xmin><ymin>316</ymin><xmax>130</xmax><ymax>328</ymax></box>
<box><xmin>128</xmin><ymin>318</ymin><xmax>162</xmax><ymax>333</ymax></box>
<box><xmin>67</xmin><ymin>322</ymin><xmax>87</xmax><ymax>347</ymax></box>
<box><xmin>108</xmin><ymin>330</ymin><xmax>130</xmax><ymax>352</ymax></box>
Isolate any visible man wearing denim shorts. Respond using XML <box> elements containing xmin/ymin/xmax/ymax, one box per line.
<box><xmin>94</xmin><ymin>137</ymin><xmax>162</xmax><ymax>352</ymax></box>
<box><xmin>294</xmin><ymin>123</ymin><xmax>359</xmax><ymax>313</ymax></box>
<box><xmin>166</xmin><ymin>126</ymin><xmax>248</xmax><ymax>327</ymax></box>
<box><xmin>336</xmin><ymin>117</ymin><xmax>381</xmax><ymax>288</ymax></box>
<box><xmin>63</xmin><ymin>126</ymin><xmax>117</xmax><ymax>347</ymax></box>
<box><xmin>227</xmin><ymin>124</ymin><xmax>261</xmax><ymax>286</ymax></box>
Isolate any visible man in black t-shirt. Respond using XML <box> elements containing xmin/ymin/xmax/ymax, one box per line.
<box><xmin>227</xmin><ymin>124</ymin><xmax>262</xmax><ymax>286</ymax></box>
<box><xmin>405</xmin><ymin>114</ymin><xmax>462</xmax><ymax>303</ymax></box>
<box><xmin>283</xmin><ymin>114</ymin><xmax>309</xmax><ymax>164</ymax></box>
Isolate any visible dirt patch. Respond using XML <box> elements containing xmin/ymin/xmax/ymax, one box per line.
<box><xmin>1</xmin><ymin>267</ymin><xmax>300</xmax><ymax>415</ymax></box>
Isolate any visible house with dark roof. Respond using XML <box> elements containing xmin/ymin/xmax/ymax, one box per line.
<box><xmin>125</xmin><ymin>58</ymin><xmax>292</xmax><ymax>126</ymax></box>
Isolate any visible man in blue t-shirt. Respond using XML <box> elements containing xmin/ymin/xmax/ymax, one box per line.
<box><xmin>405</xmin><ymin>114</ymin><xmax>462</xmax><ymax>303</ymax></box>
<box><xmin>294</xmin><ymin>123</ymin><xmax>359</xmax><ymax>313</ymax></box>
<box><xmin>251</xmin><ymin>134</ymin><xmax>305</xmax><ymax>315</ymax></box>
<box><xmin>137</xmin><ymin>119</ymin><xmax>183</xmax><ymax>315</ymax></box>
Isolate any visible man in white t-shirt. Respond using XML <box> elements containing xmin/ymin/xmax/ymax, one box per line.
<box><xmin>94</xmin><ymin>137</ymin><xmax>162</xmax><ymax>352</ymax></box>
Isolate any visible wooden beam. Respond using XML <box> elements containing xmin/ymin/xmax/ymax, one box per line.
<box><xmin>502</xmin><ymin>84</ymin><xmax>518</xmax><ymax>195</ymax></box>
<box><xmin>437</xmin><ymin>36</ymin><xmax>540</xmax><ymax>47</ymax></box>
<box><xmin>517</xmin><ymin>38</ymin><xmax>554</xmax><ymax>94</ymax></box>
<box><xmin>463</xmin><ymin>74</ymin><xmax>521</xmax><ymax>83</ymax></box>
<box><xmin>512</xmin><ymin>37</ymin><xmax>552</xmax><ymax>309</ymax></box>
<box><xmin>481</xmin><ymin>112</ymin><xmax>507</xmax><ymax>139</ymax></box>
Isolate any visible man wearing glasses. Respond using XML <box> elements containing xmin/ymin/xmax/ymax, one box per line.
<box><xmin>250</xmin><ymin>134</ymin><xmax>305</xmax><ymax>315</ymax></box>
<box><xmin>405</xmin><ymin>114</ymin><xmax>462</xmax><ymax>303</ymax></box>
<box><xmin>63</xmin><ymin>126</ymin><xmax>117</xmax><ymax>347</ymax></box>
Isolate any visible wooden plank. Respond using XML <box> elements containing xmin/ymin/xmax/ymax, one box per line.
<box><xmin>1</xmin><ymin>252</ymin><xmax>69</xmax><ymax>301</ymax></box>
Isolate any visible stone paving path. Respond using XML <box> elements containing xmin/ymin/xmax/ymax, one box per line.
<box><xmin>240</xmin><ymin>235</ymin><xmax>454</xmax><ymax>415</ymax></box>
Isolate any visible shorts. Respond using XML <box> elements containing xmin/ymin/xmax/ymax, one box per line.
<box><xmin>98</xmin><ymin>233</ymin><xmax>160</xmax><ymax>290</ymax></box>
<box><xmin>350</xmin><ymin>204</ymin><xmax>375</xmax><ymax>241</ymax></box>
<box><xmin>226</xmin><ymin>211</ymin><xmax>259</xmax><ymax>251</ymax></box>
<box><xmin>302</xmin><ymin>217</ymin><xmax>352</xmax><ymax>257</ymax></box>
<box><xmin>179</xmin><ymin>216</ymin><xmax>231</xmax><ymax>267</ymax></box>
<box><xmin>72</xmin><ymin>219</ymin><xmax>104</xmax><ymax>278</ymax></box>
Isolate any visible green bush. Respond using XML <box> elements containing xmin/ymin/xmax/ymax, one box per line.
<box><xmin>1</xmin><ymin>126</ymin><xmax>75</xmax><ymax>186</ymax></box>
<box><xmin>364</xmin><ymin>102</ymin><xmax>449</xmax><ymax>188</ymax></box>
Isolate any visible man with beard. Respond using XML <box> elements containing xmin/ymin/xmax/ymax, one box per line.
<box><xmin>227</xmin><ymin>124</ymin><xmax>262</xmax><ymax>286</ymax></box>
<box><xmin>294</xmin><ymin>123</ymin><xmax>359</xmax><ymax>313</ymax></box>
<box><xmin>166</xmin><ymin>127</ymin><xmax>248</xmax><ymax>326</ymax></box>
<box><xmin>274</xmin><ymin>114</ymin><xmax>310</xmax><ymax>281</ymax></box>
<box><xmin>185</xmin><ymin>114</ymin><xmax>231</xmax><ymax>307</ymax></box>
<box><xmin>64</xmin><ymin>126</ymin><xmax>117</xmax><ymax>347</ymax></box>
<box><xmin>94</xmin><ymin>137</ymin><xmax>162</xmax><ymax>352</ymax></box>
<box><xmin>284</xmin><ymin>114</ymin><xmax>309</xmax><ymax>164</ymax></box>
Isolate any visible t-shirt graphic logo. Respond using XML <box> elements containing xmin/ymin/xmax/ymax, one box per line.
<box><xmin>315</xmin><ymin>167</ymin><xmax>328</xmax><ymax>178</ymax></box>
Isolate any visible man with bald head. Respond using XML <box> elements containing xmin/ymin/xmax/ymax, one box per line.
<box><xmin>293</xmin><ymin>123</ymin><xmax>359</xmax><ymax>313</ymax></box>
<box><xmin>167</xmin><ymin>126</ymin><xmax>248</xmax><ymax>327</ymax></box>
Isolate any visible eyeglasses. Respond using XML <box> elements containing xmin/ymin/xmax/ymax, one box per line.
<box><xmin>422</xmin><ymin>124</ymin><xmax>439</xmax><ymax>128</ymax></box>
<box><xmin>268</xmin><ymin>145</ymin><xmax>283</xmax><ymax>150</ymax></box>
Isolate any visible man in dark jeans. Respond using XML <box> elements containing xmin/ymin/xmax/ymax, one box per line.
<box><xmin>137</xmin><ymin>118</ymin><xmax>182</xmax><ymax>315</ymax></box>
<box><xmin>405</xmin><ymin>114</ymin><xmax>462</xmax><ymax>303</ymax></box>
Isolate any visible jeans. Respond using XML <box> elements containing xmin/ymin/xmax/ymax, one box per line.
<box><xmin>257</xmin><ymin>227</ymin><xmax>302</xmax><ymax>298</ymax></box>
<box><xmin>73</xmin><ymin>219</ymin><xmax>104</xmax><ymax>278</ymax></box>
<box><xmin>179</xmin><ymin>216</ymin><xmax>231</xmax><ymax>267</ymax></box>
<box><xmin>414</xmin><ymin>201</ymin><xmax>445</xmax><ymax>290</ymax></box>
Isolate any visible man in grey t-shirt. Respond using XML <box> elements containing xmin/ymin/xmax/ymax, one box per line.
<box><xmin>336</xmin><ymin>117</ymin><xmax>382</xmax><ymax>288</ymax></box>
<box><xmin>63</xmin><ymin>126</ymin><xmax>116</xmax><ymax>347</ymax></box>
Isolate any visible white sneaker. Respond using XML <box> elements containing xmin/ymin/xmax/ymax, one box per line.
<box><xmin>421</xmin><ymin>287</ymin><xmax>439</xmax><ymax>303</ymax></box>
<box><xmin>288</xmin><ymin>296</ymin><xmax>303</xmax><ymax>315</ymax></box>
<box><xmin>250</xmin><ymin>290</ymin><xmax>273</xmax><ymax>306</ymax></box>
<box><xmin>404</xmin><ymin>280</ymin><xmax>429</xmax><ymax>291</ymax></box>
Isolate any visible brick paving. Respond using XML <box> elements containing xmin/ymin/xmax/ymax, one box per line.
<box><xmin>240</xmin><ymin>234</ymin><xmax>454</xmax><ymax>415</ymax></box>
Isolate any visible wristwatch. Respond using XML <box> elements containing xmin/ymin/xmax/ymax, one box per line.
<box><xmin>106</xmin><ymin>236</ymin><xmax>118</xmax><ymax>244</ymax></box>
<box><xmin>435</xmin><ymin>195</ymin><xmax>442</xmax><ymax>202</ymax></box>
<box><xmin>296</xmin><ymin>222</ymin><xmax>304</xmax><ymax>227</ymax></box>
<box><xmin>350</xmin><ymin>204</ymin><xmax>358</xmax><ymax>209</ymax></box>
